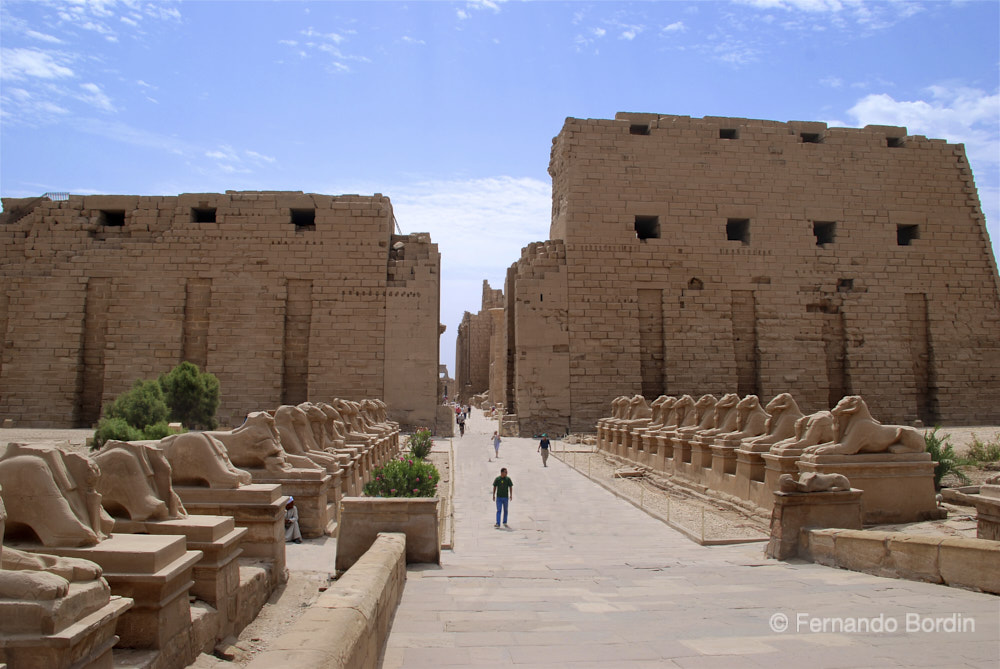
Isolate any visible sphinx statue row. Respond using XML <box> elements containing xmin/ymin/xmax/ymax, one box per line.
<box><xmin>0</xmin><ymin>397</ymin><xmax>399</xmax><ymax>669</ymax></box>
<box><xmin>596</xmin><ymin>393</ymin><xmax>940</xmax><ymax>524</ymax></box>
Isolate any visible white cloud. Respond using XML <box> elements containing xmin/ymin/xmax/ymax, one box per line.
<box><xmin>0</xmin><ymin>48</ymin><xmax>74</xmax><ymax>80</ymax></box>
<box><xmin>388</xmin><ymin>175</ymin><xmax>551</xmax><ymax>283</ymax></box>
<box><xmin>25</xmin><ymin>30</ymin><xmax>64</xmax><ymax>44</ymax></box>
<box><xmin>78</xmin><ymin>82</ymin><xmax>115</xmax><ymax>111</ymax></box>
<box><xmin>820</xmin><ymin>76</ymin><xmax>843</xmax><ymax>88</ymax></box>
<box><xmin>661</xmin><ymin>21</ymin><xmax>686</xmax><ymax>33</ymax></box>
<box><xmin>456</xmin><ymin>9</ymin><xmax>469</xmax><ymax>20</ymax></box>
<box><xmin>618</xmin><ymin>23</ymin><xmax>645</xmax><ymax>40</ymax></box>
<box><xmin>593</xmin><ymin>27</ymin><xmax>607</xmax><ymax>38</ymax></box>
<box><xmin>845</xmin><ymin>85</ymin><xmax>1000</xmax><ymax>249</ymax></box>
<box><xmin>401</xmin><ymin>36</ymin><xmax>426</xmax><ymax>46</ymax></box>
<box><xmin>847</xmin><ymin>86</ymin><xmax>1000</xmax><ymax>167</ymax></box>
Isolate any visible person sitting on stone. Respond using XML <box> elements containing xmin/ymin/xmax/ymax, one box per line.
<box><xmin>284</xmin><ymin>496</ymin><xmax>302</xmax><ymax>544</ymax></box>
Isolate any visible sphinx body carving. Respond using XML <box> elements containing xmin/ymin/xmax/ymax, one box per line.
<box><xmin>0</xmin><ymin>443</ymin><xmax>114</xmax><ymax>547</ymax></box>
<box><xmin>158</xmin><ymin>432</ymin><xmax>252</xmax><ymax>488</ymax></box>
<box><xmin>779</xmin><ymin>472</ymin><xmax>851</xmax><ymax>493</ymax></box>
<box><xmin>743</xmin><ymin>393</ymin><xmax>805</xmax><ymax>452</ymax></box>
<box><xmin>0</xmin><ymin>483</ymin><xmax>104</xmax><ymax>601</ymax></box>
<box><xmin>92</xmin><ymin>441</ymin><xmax>185</xmax><ymax>521</ymax></box>
<box><xmin>209</xmin><ymin>411</ymin><xmax>320</xmax><ymax>474</ymax></box>
<box><xmin>802</xmin><ymin>396</ymin><xmax>925</xmax><ymax>456</ymax></box>
<box><xmin>771</xmin><ymin>410</ymin><xmax>836</xmax><ymax>455</ymax></box>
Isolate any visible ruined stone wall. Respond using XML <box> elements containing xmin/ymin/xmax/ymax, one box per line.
<box><xmin>384</xmin><ymin>233</ymin><xmax>441</xmax><ymax>430</ymax></box>
<box><xmin>454</xmin><ymin>280</ymin><xmax>501</xmax><ymax>403</ymax></box>
<box><xmin>503</xmin><ymin>113</ymin><xmax>1000</xmax><ymax>433</ymax></box>
<box><xmin>0</xmin><ymin>191</ymin><xmax>441</xmax><ymax>428</ymax></box>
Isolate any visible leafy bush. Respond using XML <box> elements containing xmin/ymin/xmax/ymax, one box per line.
<box><xmin>407</xmin><ymin>428</ymin><xmax>433</xmax><ymax>460</ymax></box>
<box><xmin>965</xmin><ymin>434</ymin><xmax>1000</xmax><ymax>463</ymax></box>
<box><xmin>158</xmin><ymin>361</ymin><xmax>220</xmax><ymax>430</ymax></box>
<box><xmin>93</xmin><ymin>416</ymin><xmax>144</xmax><ymax>449</ymax></box>
<box><xmin>363</xmin><ymin>457</ymin><xmax>440</xmax><ymax>498</ymax></box>
<box><xmin>92</xmin><ymin>418</ymin><xmax>184</xmax><ymax>450</ymax></box>
<box><xmin>925</xmin><ymin>427</ymin><xmax>969</xmax><ymax>488</ymax></box>
<box><xmin>105</xmin><ymin>379</ymin><xmax>169</xmax><ymax>429</ymax></box>
<box><xmin>141</xmin><ymin>421</ymin><xmax>184</xmax><ymax>441</ymax></box>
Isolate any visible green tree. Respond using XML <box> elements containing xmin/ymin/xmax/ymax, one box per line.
<box><xmin>105</xmin><ymin>379</ymin><xmax>169</xmax><ymax>429</ymax></box>
<box><xmin>158</xmin><ymin>361</ymin><xmax>220</xmax><ymax>430</ymax></box>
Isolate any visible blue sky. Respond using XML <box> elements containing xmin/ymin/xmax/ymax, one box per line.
<box><xmin>2</xmin><ymin>0</ymin><xmax>998</xmax><ymax>377</ymax></box>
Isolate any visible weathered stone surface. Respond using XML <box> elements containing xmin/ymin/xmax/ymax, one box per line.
<box><xmin>476</xmin><ymin>113</ymin><xmax>1000</xmax><ymax>434</ymax></box>
<box><xmin>336</xmin><ymin>498</ymin><xmax>439</xmax><ymax>571</ymax></box>
<box><xmin>0</xmin><ymin>192</ymin><xmax>440</xmax><ymax>432</ymax></box>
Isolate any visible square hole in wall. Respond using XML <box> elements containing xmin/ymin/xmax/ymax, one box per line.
<box><xmin>813</xmin><ymin>221</ymin><xmax>836</xmax><ymax>246</ymax></box>
<box><xmin>800</xmin><ymin>132</ymin><xmax>823</xmax><ymax>144</ymax></box>
<box><xmin>897</xmin><ymin>224</ymin><xmax>919</xmax><ymax>246</ymax></box>
<box><xmin>726</xmin><ymin>218</ymin><xmax>750</xmax><ymax>245</ymax></box>
<box><xmin>291</xmin><ymin>209</ymin><xmax>316</xmax><ymax>230</ymax></box>
<box><xmin>719</xmin><ymin>128</ymin><xmax>739</xmax><ymax>139</ymax></box>
<box><xmin>191</xmin><ymin>207</ymin><xmax>216</xmax><ymax>223</ymax></box>
<box><xmin>630</xmin><ymin>124</ymin><xmax>650</xmax><ymax>136</ymax></box>
<box><xmin>634</xmin><ymin>215</ymin><xmax>660</xmax><ymax>240</ymax></box>
<box><xmin>99</xmin><ymin>210</ymin><xmax>125</xmax><ymax>226</ymax></box>
<box><xmin>887</xmin><ymin>136</ymin><xmax>905</xmax><ymax>148</ymax></box>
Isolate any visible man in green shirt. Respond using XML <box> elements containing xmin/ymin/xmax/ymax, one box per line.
<box><xmin>492</xmin><ymin>467</ymin><xmax>513</xmax><ymax>528</ymax></box>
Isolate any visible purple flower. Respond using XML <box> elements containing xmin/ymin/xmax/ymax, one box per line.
<box><xmin>413</xmin><ymin>488</ymin><xmax>418</xmax><ymax>493</ymax></box>
<box><xmin>415</xmin><ymin>478</ymin><xmax>420</xmax><ymax>482</ymax></box>
<box><xmin>408</xmin><ymin>459</ymin><xmax>413</xmax><ymax>466</ymax></box>
<box><xmin>390</xmin><ymin>489</ymin><xmax>397</xmax><ymax>494</ymax></box>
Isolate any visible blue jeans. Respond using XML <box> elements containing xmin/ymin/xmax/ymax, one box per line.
<box><xmin>495</xmin><ymin>497</ymin><xmax>509</xmax><ymax>525</ymax></box>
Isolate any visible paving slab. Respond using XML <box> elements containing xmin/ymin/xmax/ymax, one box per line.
<box><xmin>382</xmin><ymin>410</ymin><xmax>1000</xmax><ymax>667</ymax></box>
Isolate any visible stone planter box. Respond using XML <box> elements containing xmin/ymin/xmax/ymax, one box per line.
<box><xmin>335</xmin><ymin>497</ymin><xmax>439</xmax><ymax>571</ymax></box>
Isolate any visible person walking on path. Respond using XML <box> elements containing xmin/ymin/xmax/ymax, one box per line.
<box><xmin>457</xmin><ymin>412</ymin><xmax>465</xmax><ymax>437</ymax></box>
<box><xmin>492</xmin><ymin>431</ymin><xmax>501</xmax><ymax>459</ymax></box>
<box><xmin>492</xmin><ymin>467</ymin><xmax>513</xmax><ymax>528</ymax></box>
<box><xmin>538</xmin><ymin>433</ymin><xmax>551</xmax><ymax>467</ymax></box>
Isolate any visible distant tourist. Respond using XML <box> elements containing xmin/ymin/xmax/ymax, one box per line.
<box><xmin>538</xmin><ymin>433</ymin><xmax>551</xmax><ymax>467</ymax></box>
<box><xmin>284</xmin><ymin>497</ymin><xmax>302</xmax><ymax>544</ymax></box>
<box><xmin>492</xmin><ymin>467</ymin><xmax>513</xmax><ymax>528</ymax></box>
<box><xmin>492</xmin><ymin>431</ymin><xmax>501</xmax><ymax>459</ymax></box>
<box><xmin>457</xmin><ymin>412</ymin><xmax>466</xmax><ymax>437</ymax></box>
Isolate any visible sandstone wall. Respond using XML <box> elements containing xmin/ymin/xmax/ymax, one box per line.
<box><xmin>503</xmin><ymin>113</ymin><xmax>1000</xmax><ymax>434</ymax></box>
<box><xmin>454</xmin><ymin>280</ymin><xmax>502</xmax><ymax>403</ymax></box>
<box><xmin>0</xmin><ymin>191</ymin><xmax>441</xmax><ymax>429</ymax></box>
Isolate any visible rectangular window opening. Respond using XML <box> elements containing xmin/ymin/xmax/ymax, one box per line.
<box><xmin>800</xmin><ymin>132</ymin><xmax>823</xmax><ymax>144</ymax></box>
<box><xmin>99</xmin><ymin>210</ymin><xmax>125</xmax><ymax>227</ymax></box>
<box><xmin>719</xmin><ymin>128</ymin><xmax>739</xmax><ymax>140</ymax></box>
<box><xmin>726</xmin><ymin>218</ymin><xmax>750</xmax><ymax>245</ymax></box>
<box><xmin>813</xmin><ymin>221</ymin><xmax>836</xmax><ymax>246</ymax></box>
<box><xmin>897</xmin><ymin>224</ymin><xmax>919</xmax><ymax>246</ymax></box>
<box><xmin>630</xmin><ymin>124</ymin><xmax>651</xmax><ymax>136</ymax></box>
<box><xmin>191</xmin><ymin>207</ymin><xmax>216</xmax><ymax>223</ymax></box>
<box><xmin>634</xmin><ymin>215</ymin><xmax>660</xmax><ymax>240</ymax></box>
<box><xmin>291</xmin><ymin>208</ymin><xmax>316</xmax><ymax>230</ymax></box>
<box><xmin>887</xmin><ymin>137</ymin><xmax>905</xmax><ymax>148</ymax></box>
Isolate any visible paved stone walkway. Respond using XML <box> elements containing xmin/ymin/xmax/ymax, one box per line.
<box><xmin>382</xmin><ymin>410</ymin><xmax>999</xmax><ymax>668</ymax></box>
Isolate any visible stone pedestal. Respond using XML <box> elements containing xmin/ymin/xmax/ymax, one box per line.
<box><xmin>761</xmin><ymin>452</ymin><xmax>803</xmax><ymax>513</ymax></box>
<box><xmin>796</xmin><ymin>452</ymin><xmax>943</xmax><ymax>524</ymax></box>
<box><xmin>175</xmin><ymin>484</ymin><xmax>288</xmax><ymax>582</ymax></box>
<box><xmin>766</xmin><ymin>488</ymin><xmax>863</xmax><ymax>559</ymax></box>
<box><xmin>335</xmin><ymin>497</ymin><xmax>439</xmax><ymax>571</ymax></box>
<box><xmin>735</xmin><ymin>449</ymin><xmax>767</xmax><ymax>509</ymax></box>
<box><xmin>244</xmin><ymin>469</ymin><xmax>338</xmax><ymax>538</ymax></box>
<box><xmin>709</xmin><ymin>445</ymin><xmax>739</xmax><ymax>496</ymax></box>
<box><xmin>973</xmin><ymin>485</ymin><xmax>1000</xmax><ymax>541</ymax></box>
<box><xmin>113</xmin><ymin>515</ymin><xmax>247</xmax><ymax>638</ymax></box>
<box><xmin>688</xmin><ymin>439</ymin><xmax>713</xmax><ymax>483</ymax></box>
<box><xmin>0</xmin><ymin>580</ymin><xmax>132</xmax><ymax>669</ymax></box>
<box><xmin>20</xmin><ymin>534</ymin><xmax>202</xmax><ymax>658</ymax></box>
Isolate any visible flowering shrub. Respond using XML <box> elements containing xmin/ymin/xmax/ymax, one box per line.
<box><xmin>407</xmin><ymin>428</ymin><xmax>433</xmax><ymax>460</ymax></box>
<box><xmin>363</xmin><ymin>456</ymin><xmax>440</xmax><ymax>498</ymax></box>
